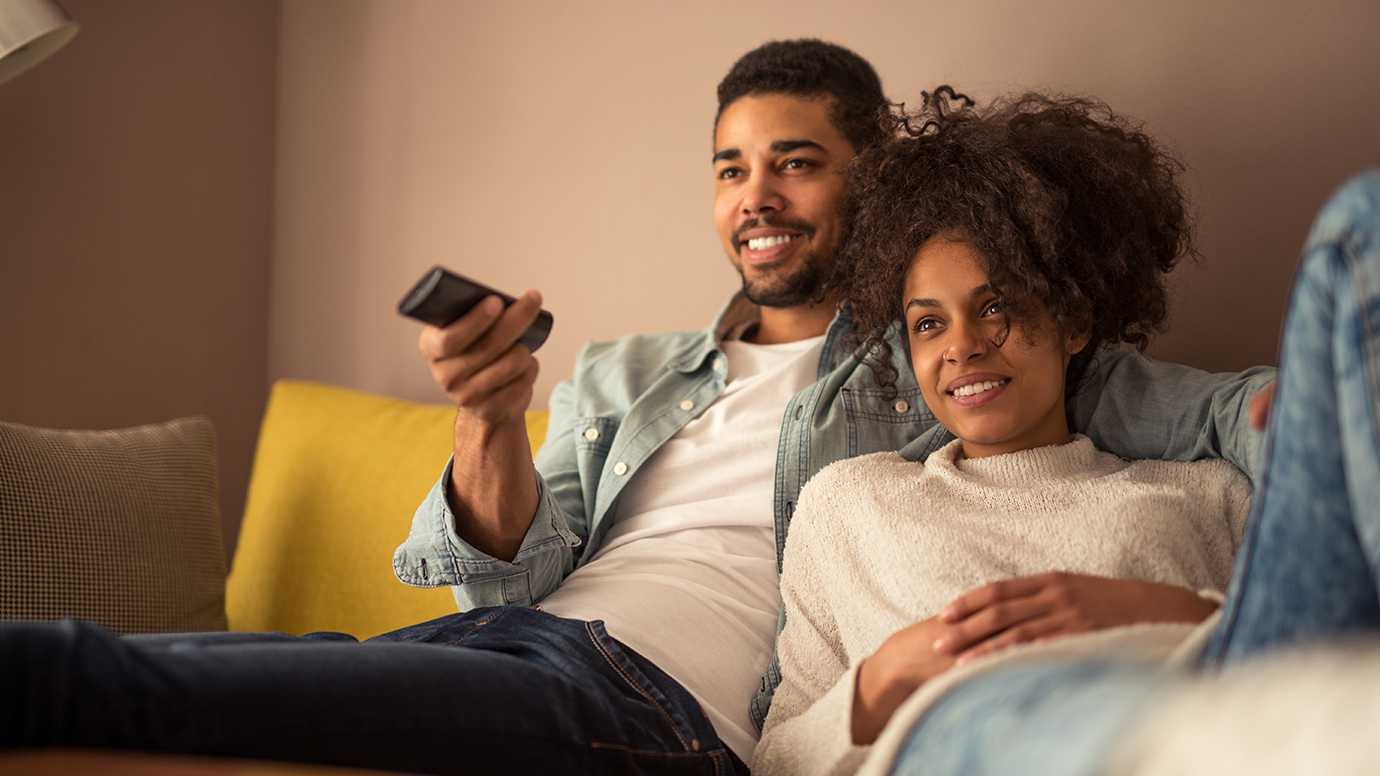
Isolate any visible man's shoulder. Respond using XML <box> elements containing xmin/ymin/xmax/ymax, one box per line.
<box><xmin>573</xmin><ymin>327</ymin><xmax>713</xmax><ymax>373</ymax></box>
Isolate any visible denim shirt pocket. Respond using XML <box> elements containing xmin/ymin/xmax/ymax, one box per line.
<box><xmin>841</xmin><ymin>385</ymin><xmax>933</xmax><ymax>457</ymax></box>
<box><xmin>574</xmin><ymin>416</ymin><xmax>619</xmax><ymax>520</ymax></box>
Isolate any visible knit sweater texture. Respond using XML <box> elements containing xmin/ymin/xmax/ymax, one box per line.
<box><xmin>754</xmin><ymin>435</ymin><xmax>1252</xmax><ymax>776</ymax></box>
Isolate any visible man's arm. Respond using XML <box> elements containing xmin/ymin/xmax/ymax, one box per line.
<box><xmin>418</xmin><ymin>290</ymin><xmax>545</xmax><ymax>560</ymax></box>
<box><xmin>1070</xmin><ymin>347</ymin><xmax>1277</xmax><ymax>477</ymax></box>
<box><xmin>394</xmin><ymin>288</ymin><xmax>584</xmax><ymax>609</ymax></box>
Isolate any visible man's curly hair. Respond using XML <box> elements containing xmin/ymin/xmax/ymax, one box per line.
<box><xmin>715</xmin><ymin>39</ymin><xmax>888</xmax><ymax>153</ymax></box>
<box><xmin>842</xmin><ymin>88</ymin><xmax>1195</xmax><ymax>392</ymax></box>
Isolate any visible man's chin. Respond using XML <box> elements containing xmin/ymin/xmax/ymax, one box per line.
<box><xmin>742</xmin><ymin>280</ymin><xmax>825</xmax><ymax>309</ymax></box>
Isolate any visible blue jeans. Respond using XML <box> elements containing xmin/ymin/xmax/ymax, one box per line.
<box><xmin>0</xmin><ymin>606</ymin><xmax>740</xmax><ymax>775</ymax></box>
<box><xmin>891</xmin><ymin>170</ymin><xmax>1380</xmax><ymax>776</ymax></box>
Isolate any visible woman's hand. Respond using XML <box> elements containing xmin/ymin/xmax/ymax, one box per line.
<box><xmin>931</xmin><ymin>572</ymin><xmax>1218</xmax><ymax>665</ymax></box>
<box><xmin>852</xmin><ymin>615</ymin><xmax>957</xmax><ymax>746</ymax></box>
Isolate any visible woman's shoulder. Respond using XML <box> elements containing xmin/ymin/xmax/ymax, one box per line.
<box><xmin>1117</xmin><ymin>454</ymin><xmax>1251</xmax><ymax>491</ymax></box>
<box><xmin>788</xmin><ymin>452</ymin><xmax>923</xmax><ymax>543</ymax></box>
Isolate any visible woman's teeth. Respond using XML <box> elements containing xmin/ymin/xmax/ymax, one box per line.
<box><xmin>746</xmin><ymin>234</ymin><xmax>796</xmax><ymax>250</ymax></box>
<box><xmin>952</xmin><ymin>380</ymin><xmax>1007</xmax><ymax>397</ymax></box>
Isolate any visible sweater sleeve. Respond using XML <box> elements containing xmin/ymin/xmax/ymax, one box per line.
<box><xmin>754</xmin><ymin>473</ymin><xmax>870</xmax><ymax>776</ymax></box>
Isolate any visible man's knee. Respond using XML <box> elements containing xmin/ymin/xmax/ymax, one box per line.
<box><xmin>1305</xmin><ymin>170</ymin><xmax>1380</xmax><ymax>265</ymax></box>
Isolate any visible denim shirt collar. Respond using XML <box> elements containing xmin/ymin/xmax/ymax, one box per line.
<box><xmin>668</xmin><ymin>291</ymin><xmax>856</xmax><ymax>376</ymax></box>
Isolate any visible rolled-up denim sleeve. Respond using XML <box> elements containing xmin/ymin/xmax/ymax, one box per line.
<box><xmin>392</xmin><ymin>459</ymin><xmax>579</xmax><ymax>608</ymax></box>
<box><xmin>393</xmin><ymin>375</ymin><xmax>587</xmax><ymax>608</ymax></box>
<box><xmin>1071</xmin><ymin>347</ymin><xmax>1277</xmax><ymax>478</ymax></box>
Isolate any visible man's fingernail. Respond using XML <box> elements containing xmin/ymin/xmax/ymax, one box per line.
<box><xmin>932</xmin><ymin>638</ymin><xmax>948</xmax><ymax>652</ymax></box>
<box><xmin>482</xmin><ymin>296</ymin><xmax>503</xmax><ymax>315</ymax></box>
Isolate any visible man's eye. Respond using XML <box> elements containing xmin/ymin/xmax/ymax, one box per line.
<box><xmin>717</xmin><ymin>168</ymin><xmax>742</xmax><ymax>180</ymax></box>
<box><xmin>783</xmin><ymin>158</ymin><xmax>815</xmax><ymax>171</ymax></box>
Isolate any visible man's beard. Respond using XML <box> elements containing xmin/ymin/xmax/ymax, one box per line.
<box><xmin>732</xmin><ymin>216</ymin><xmax>835</xmax><ymax>308</ymax></box>
<box><xmin>737</xmin><ymin>245</ymin><xmax>833</xmax><ymax>308</ymax></box>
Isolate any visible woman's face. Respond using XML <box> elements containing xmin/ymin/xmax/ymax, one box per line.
<box><xmin>904</xmin><ymin>235</ymin><xmax>1087</xmax><ymax>459</ymax></box>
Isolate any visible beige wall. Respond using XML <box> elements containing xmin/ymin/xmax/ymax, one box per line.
<box><xmin>4</xmin><ymin>1</ymin><xmax>1377</xmax><ymax>560</ymax></box>
<box><xmin>272</xmin><ymin>0</ymin><xmax>1380</xmax><ymax>411</ymax></box>
<box><xmin>0</xmin><ymin>0</ymin><xmax>278</xmax><ymax>558</ymax></box>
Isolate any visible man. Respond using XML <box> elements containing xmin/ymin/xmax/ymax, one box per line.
<box><xmin>2</xmin><ymin>40</ymin><xmax>1270</xmax><ymax>776</ymax></box>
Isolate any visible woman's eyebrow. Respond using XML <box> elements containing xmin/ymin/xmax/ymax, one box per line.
<box><xmin>905</xmin><ymin>284</ymin><xmax>992</xmax><ymax>312</ymax></box>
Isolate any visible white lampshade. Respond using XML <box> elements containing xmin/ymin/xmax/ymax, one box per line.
<box><xmin>0</xmin><ymin>0</ymin><xmax>78</xmax><ymax>85</ymax></box>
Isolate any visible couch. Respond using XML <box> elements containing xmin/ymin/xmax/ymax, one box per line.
<box><xmin>0</xmin><ymin>379</ymin><xmax>548</xmax><ymax>639</ymax></box>
<box><xmin>6</xmin><ymin>381</ymin><xmax>1380</xmax><ymax>776</ymax></box>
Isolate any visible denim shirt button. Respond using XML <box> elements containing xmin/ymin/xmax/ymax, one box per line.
<box><xmin>613</xmin><ymin>462</ymin><xmax>628</xmax><ymax>475</ymax></box>
<box><xmin>680</xmin><ymin>400</ymin><xmax>695</xmax><ymax>411</ymax></box>
<box><xmin>894</xmin><ymin>400</ymin><xmax>910</xmax><ymax>414</ymax></box>
<box><xmin>584</xmin><ymin>427</ymin><xmax>599</xmax><ymax>441</ymax></box>
<box><xmin>713</xmin><ymin>356</ymin><xmax>725</xmax><ymax>372</ymax></box>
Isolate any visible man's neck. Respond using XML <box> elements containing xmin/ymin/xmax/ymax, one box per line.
<box><xmin>748</xmin><ymin>298</ymin><xmax>838</xmax><ymax>344</ymax></box>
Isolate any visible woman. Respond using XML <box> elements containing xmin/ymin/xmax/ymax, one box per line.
<box><xmin>754</xmin><ymin>90</ymin><xmax>1316</xmax><ymax>776</ymax></box>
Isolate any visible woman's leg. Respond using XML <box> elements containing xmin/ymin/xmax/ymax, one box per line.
<box><xmin>888</xmin><ymin>661</ymin><xmax>1168</xmax><ymax>776</ymax></box>
<box><xmin>1205</xmin><ymin>169</ymin><xmax>1380</xmax><ymax>665</ymax></box>
<box><xmin>0</xmin><ymin>608</ymin><xmax>737</xmax><ymax>776</ymax></box>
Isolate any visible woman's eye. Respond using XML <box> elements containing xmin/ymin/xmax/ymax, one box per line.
<box><xmin>914</xmin><ymin>318</ymin><xmax>938</xmax><ymax>333</ymax></box>
<box><xmin>784</xmin><ymin>158</ymin><xmax>814</xmax><ymax>171</ymax></box>
<box><xmin>982</xmin><ymin>301</ymin><xmax>1002</xmax><ymax>317</ymax></box>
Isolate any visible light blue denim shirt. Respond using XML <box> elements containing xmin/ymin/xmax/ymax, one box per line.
<box><xmin>393</xmin><ymin>291</ymin><xmax>1276</xmax><ymax>731</ymax></box>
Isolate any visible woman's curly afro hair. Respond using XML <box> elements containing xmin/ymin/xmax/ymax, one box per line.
<box><xmin>842</xmin><ymin>87</ymin><xmax>1195</xmax><ymax>392</ymax></box>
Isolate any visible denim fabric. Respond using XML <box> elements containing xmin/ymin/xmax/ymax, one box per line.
<box><xmin>1206</xmin><ymin>169</ymin><xmax>1380</xmax><ymax>662</ymax></box>
<box><xmin>890</xmin><ymin>662</ymin><xmax>1168</xmax><ymax>776</ymax></box>
<box><xmin>886</xmin><ymin>170</ymin><xmax>1380</xmax><ymax>776</ymax></box>
<box><xmin>392</xmin><ymin>291</ymin><xmax>1274</xmax><ymax>732</ymax></box>
<box><xmin>0</xmin><ymin>607</ymin><xmax>738</xmax><ymax>776</ymax></box>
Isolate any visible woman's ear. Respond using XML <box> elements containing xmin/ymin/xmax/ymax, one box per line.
<box><xmin>1065</xmin><ymin>328</ymin><xmax>1091</xmax><ymax>356</ymax></box>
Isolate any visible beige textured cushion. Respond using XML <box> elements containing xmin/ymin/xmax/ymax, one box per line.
<box><xmin>0</xmin><ymin>417</ymin><xmax>228</xmax><ymax>634</ymax></box>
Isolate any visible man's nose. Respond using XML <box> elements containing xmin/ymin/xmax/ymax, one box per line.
<box><xmin>741</xmin><ymin>173</ymin><xmax>785</xmax><ymax>214</ymax></box>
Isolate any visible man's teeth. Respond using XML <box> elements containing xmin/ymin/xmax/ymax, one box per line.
<box><xmin>952</xmin><ymin>380</ymin><xmax>1007</xmax><ymax>397</ymax></box>
<box><xmin>746</xmin><ymin>234</ymin><xmax>796</xmax><ymax>251</ymax></box>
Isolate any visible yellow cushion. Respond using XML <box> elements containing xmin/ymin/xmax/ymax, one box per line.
<box><xmin>226</xmin><ymin>380</ymin><xmax>548</xmax><ymax>637</ymax></box>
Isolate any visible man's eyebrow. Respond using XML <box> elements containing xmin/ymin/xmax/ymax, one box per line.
<box><xmin>771</xmin><ymin>139</ymin><xmax>825</xmax><ymax>154</ymax></box>
<box><xmin>904</xmin><ymin>284</ymin><xmax>992</xmax><ymax>311</ymax></box>
<box><xmin>711</xmin><ymin>139</ymin><xmax>826</xmax><ymax>164</ymax></box>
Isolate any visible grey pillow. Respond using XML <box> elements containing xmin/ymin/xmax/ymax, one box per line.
<box><xmin>0</xmin><ymin>417</ymin><xmax>228</xmax><ymax>633</ymax></box>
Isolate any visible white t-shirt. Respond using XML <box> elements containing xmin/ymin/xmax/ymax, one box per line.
<box><xmin>539</xmin><ymin>332</ymin><xmax>827</xmax><ymax>760</ymax></box>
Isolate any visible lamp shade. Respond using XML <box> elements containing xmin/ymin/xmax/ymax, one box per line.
<box><xmin>0</xmin><ymin>0</ymin><xmax>78</xmax><ymax>84</ymax></box>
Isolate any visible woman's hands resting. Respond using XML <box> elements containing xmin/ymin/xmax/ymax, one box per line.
<box><xmin>851</xmin><ymin>573</ymin><xmax>1218</xmax><ymax>745</ymax></box>
<box><xmin>852</xmin><ymin>614</ymin><xmax>956</xmax><ymax>746</ymax></box>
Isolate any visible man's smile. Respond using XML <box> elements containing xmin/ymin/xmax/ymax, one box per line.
<box><xmin>746</xmin><ymin>234</ymin><xmax>800</xmax><ymax>251</ymax></box>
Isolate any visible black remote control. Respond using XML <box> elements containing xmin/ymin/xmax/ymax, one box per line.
<box><xmin>397</xmin><ymin>266</ymin><xmax>554</xmax><ymax>354</ymax></box>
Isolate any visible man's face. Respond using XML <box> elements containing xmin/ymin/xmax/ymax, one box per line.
<box><xmin>713</xmin><ymin>94</ymin><xmax>855</xmax><ymax>308</ymax></box>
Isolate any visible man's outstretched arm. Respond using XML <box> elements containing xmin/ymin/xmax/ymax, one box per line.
<box><xmin>418</xmin><ymin>290</ymin><xmax>545</xmax><ymax>562</ymax></box>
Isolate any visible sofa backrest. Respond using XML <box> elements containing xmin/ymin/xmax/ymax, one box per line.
<box><xmin>226</xmin><ymin>379</ymin><xmax>547</xmax><ymax>637</ymax></box>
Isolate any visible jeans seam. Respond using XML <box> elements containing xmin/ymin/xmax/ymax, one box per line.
<box><xmin>443</xmin><ymin>608</ymin><xmax>505</xmax><ymax>646</ymax></box>
<box><xmin>1345</xmin><ymin>242</ymin><xmax>1380</xmax><ymax>467</ymax></box>
<box><xmin>582</xmin><ymin>621</ymin><xmax>694</xmax><ymax>752</ymax></box>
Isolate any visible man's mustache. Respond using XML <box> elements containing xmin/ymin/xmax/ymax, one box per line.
<box><xmin>733</xmin><ymin>217</ymin><xmax>816</xmax><ymax>247</ymax></box>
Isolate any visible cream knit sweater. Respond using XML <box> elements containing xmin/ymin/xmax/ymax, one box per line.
<box><xmin>754</xmin><ymin>436</ymin><xmax>1252</xmax><ymax>776</ymax></box>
